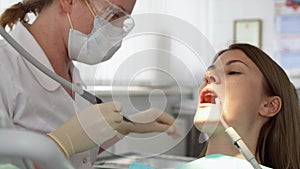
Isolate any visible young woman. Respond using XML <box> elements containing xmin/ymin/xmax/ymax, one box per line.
<box><xmin>178</xmin><ymin>43</ymin><xmax>300</xmax><ymax>169</ymax></box>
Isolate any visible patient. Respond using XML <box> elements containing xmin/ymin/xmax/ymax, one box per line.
<box><xmin>177</xmin><ymin>43</ymin><xmax>300</xmax><ymax>169</ymax></box>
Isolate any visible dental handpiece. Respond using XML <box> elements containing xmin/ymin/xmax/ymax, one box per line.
<box><xmin>0</xmin><ymin>26</ymin><xmax>132</xmax><ymax>123</ymax></box>
<box><xmin>215</xmin><ymin>99</ymin><xmax>262</xmax><ymax>169</ymax></box>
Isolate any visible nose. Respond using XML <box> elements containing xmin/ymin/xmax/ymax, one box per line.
<box><xmin>206</xmin><ymin>74</ymin><xmax>216</xmax><ymax>83</ymax></box>
<box><xmin>204</xmin><ymin>70</ymin><xmax>219</xmax><ymax>84</ymax></box>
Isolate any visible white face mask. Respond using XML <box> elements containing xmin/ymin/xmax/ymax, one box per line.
<box><xmin>67</xmin><ymin>0</ymin><xmax>134</xmax><ymax>65</ymax></box>
<box><xmin>68</xmin><ymin>16</ymin><xmax>123</xmax><ymax>65</ymax></box>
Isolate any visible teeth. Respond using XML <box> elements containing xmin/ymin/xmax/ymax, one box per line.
<box><xmin>201</xmin><ymin>97</ymin><xmax>216</xmax><ymax>104</ymax></box>
<box><xmin>200</xmin><ymin>90</ymin><xmax>218</xmax><ymax>104</ymax></box>
<box><xmin>205</xmin><ymin>93</ymin><xmax>214</xmax><ymax>97</ymax></box>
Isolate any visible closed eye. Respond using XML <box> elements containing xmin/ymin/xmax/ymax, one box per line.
<box><xmin>227</xmin><ymin>71</ymin><xmax>241</xmax><ymax>75</ymax></box>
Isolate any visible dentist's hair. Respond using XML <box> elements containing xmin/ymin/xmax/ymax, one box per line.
<box><xmin>217</xmin><ymin>43</ymin><xmax>300</xmax><ymax>169</ymax></box>
<box><xmin>0</xmin><ymin>0</ymin><xmax>53</xmax><ymax>30</ymax></box>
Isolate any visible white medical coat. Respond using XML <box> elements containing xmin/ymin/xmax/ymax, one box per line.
<box><xmin>0</xmin><ymin>22</ymin><xmax>98</xmax><ymax>169</ymax></box>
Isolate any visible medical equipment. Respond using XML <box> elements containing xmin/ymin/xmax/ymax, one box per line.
<box><xmin>0</xmin><ymin>129</ymin><xmax>74</xmax><ymax>169</ymax></box>
<box><xmin>0</xmin><ymin>26</ymin><xmax>132</xmax><ymax>123</ymax></box>
<box><xmin>215</xmin><ymin>98</ymin><xmax>262</xmax><ymax>169</ymax></box>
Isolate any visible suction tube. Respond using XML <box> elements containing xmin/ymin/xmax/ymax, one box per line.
<box><xmin>215</xmin><ymin>98</ymin><xmax>262</xmax><ymax>169</ymax></box>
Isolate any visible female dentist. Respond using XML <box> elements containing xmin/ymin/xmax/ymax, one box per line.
<box><xmin>0</xmin><ymin>0</ymin><xmax>178</xmax><ymax>168</ymax></box>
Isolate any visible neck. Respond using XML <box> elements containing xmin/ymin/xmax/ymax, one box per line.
<box><xmin>25</xmin><ymin>4</ymin><xmax>72</xmax><ymax>81</ymax></box>
<box><xmin>25</xmin><ymin>5</ymin><xmax>74</xmax><ymax>97</ymax></box>
<box><xmin>205</xmin><ymin>127</ymin><xmax>260</xmax><ymax>162</ymax></box>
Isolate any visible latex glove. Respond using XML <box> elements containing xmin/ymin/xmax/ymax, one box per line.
<box><xmin>116</xmin><ymin>108</ymin><xmax>181</xmax><ymax>139</ymax></box>
<box><xmin>47</xmin><ymin>102</ymin><xmax>122</xmax><ymax>158</ymax></box>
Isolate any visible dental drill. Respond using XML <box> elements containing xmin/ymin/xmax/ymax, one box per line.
<box><xmin>215</xmin><ymin>98</ymin><xmax>262</xmax><ymax>169</ymax></box>
<box><xmin>0</xmin><ymin>26</ymin><xmax>132</xmax><ymax>123</ymax></box>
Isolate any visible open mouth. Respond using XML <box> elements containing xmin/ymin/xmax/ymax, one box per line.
<box><xmin>199</xmin><ymin>88</ymin><xmax>218</xmax><ymax>105</ymax></box>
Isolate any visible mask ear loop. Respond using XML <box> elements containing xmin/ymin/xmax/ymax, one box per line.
<box><xmin>67</xmin><ymin>1</ymin><xmax>95</xmax><ymax>30</ymax></box>
<box><xmin>67</xmin><ymin>13</ymin><xmax>74</xmax><ymax>29</ymax></box>
<box><xmin>84</xmin><ymin>0</ymin><xmax>96</xmax><ymax>17</ymax></box>
<box><xmin>215</xmin><ymin>98</ymin><xmax>262</xmax><ymax>169</ymax></box>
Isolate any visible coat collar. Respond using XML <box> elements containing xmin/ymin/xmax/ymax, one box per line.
<box><xmin>11</xmin><ymin>22</ymin><xmax>61</xmax><ymax>91</ymax></box>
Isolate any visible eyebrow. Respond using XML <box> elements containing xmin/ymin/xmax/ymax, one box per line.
<box><xmin>226</xmin><ymin>59</ymin><xmax>249</xmax><ymax>68</ymax></box>
<box><xmin>207</xmin><ymin>65</ymin><xmax>216</xmax><ymax>71</ymax></box>
<box><xmin>206</xmin><ymin>59</ymin><xmax>249</xmax><ymax>71</ymax></box>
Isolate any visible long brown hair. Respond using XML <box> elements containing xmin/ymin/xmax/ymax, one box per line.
<box><xmin>213</xmin><ymin>43</ymin><xmax>300</xmax><ymax>169</ymax></box>
<box><xmin>0</xmin><ymin>0</ymin><xmax>53</xmax><ymax>30</ymax></box>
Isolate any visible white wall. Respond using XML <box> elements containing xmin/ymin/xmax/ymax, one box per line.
<box><xmin>133</xmin><ymin>0</ymin><xmax>275</xmax><ymax>54</ymax></box>
<box><xmin>0</xmin><ymin>0</ymin><xmax>19</xmax><ymax>13</ymax></box>
<box><xmin>205</xmin><ymin>0</ymin><xmax>275</xmax><ymax>55</ymax></box>
<box><xmin>133</xmin><ymin>0</ymin><xmax>209</xmax><ymax>34</ymax></box>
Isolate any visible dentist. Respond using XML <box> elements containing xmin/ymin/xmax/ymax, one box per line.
<box><xmin>0</xmin><ymin>0</ymin><xmax>178</xmax><ymax>168</ymax></box>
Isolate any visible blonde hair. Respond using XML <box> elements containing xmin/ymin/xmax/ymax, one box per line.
<box><xmin>206</xmin><ymin>43</ymin><xmax>300</xmax><ymax>169</ymax></box>
<box><xmin>0</xmin><ymin>0</ymin><xmax>53</xmax><ymax>30</ymax></box>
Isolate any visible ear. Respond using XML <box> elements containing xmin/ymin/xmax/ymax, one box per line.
<box><xmin>259</xmin><ymin>96</ymin><xmax>282</xmax><ymax>117</ymax></box>
<box><xmin>60</xmin><ymin>0</ymin><xmax>73</xmax><ymax>13</ymax></box>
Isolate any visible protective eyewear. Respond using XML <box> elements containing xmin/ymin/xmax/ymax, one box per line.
<box><xmin>84</xmin><ymin>0</ymin><xmax>135</xmax><ymax>36</ymax></box>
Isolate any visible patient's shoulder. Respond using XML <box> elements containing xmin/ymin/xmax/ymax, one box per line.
<box><xmin>176</xmin><ymin>154</ymin><xmax>272</xmax><ymax>169</ymax></box>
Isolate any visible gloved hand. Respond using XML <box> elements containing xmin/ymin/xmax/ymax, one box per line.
<box><xmin>47</xmin><ymin>102</ymin><xmax>122</xmax><ymax>158</ymax></box>
<box><xmin>116</xmin><ymin>108</ymin><xmax>181</xmax><ymax>139</ymax></box>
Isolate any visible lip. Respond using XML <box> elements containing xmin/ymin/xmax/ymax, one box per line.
<box><xmin>199</xmin><ymin>88</ymin><xmax>218</xmax><ymax>104</ymax></box>
<box><xmin>198</xmin><ymin>103</ymin><xmax>214</xmax><ymax>108</ymax></box>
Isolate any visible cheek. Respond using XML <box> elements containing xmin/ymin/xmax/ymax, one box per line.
<box><xmin>84</xmin><ymin>19</ymin><xmax>94</xmax><ymax>34</ymax></box>
<box><xmin>71</xmin><ymin>8</ymin><xmax>94</xmax><ymax>34</ymax></box>
<box><xmin>222</xmin><ymin>83</ymin><xmax>261</xmax><ymax>125</ymax></box>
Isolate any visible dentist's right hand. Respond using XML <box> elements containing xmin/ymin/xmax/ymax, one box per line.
<box><xmin>47</xmin><ymin>102</ymin><xmax>123</xmax><ymax>158</ymax></box>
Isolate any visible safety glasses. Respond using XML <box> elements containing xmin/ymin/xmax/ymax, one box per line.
<box><xmin>84</xmin><ymin>0</ymin><xmax>135</xmax><ymax>36</ymax></box>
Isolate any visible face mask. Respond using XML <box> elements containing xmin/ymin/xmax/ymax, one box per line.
<box><xmin>68</xmin><ymin>16</ymin><xmax>124</xmax><ymax>65</ymax></box>
<box><xmin>67</xmin><ymin>0</ymin><xmax>134</xmax><ymax>65</ymax></box>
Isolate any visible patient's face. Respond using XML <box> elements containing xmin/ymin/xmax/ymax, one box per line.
<box><xmin>194</xmin><ymin>49</ymin><xmax>266</xmax><ymax>136</ymax></box>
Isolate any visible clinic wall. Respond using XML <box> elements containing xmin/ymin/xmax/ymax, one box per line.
<box><xmin>205</xmin><ymin>0</ymin><xmax>275</xmax><ymax>55</ymax></box>
<box><xmin>0</xmin><ymin>1</ymin><xmax>17</xmax><ymax>12</ymax></box>
<box><xmin>133</xmin><ymin>0</ymin><xmax>208</xmax><ymax>34</ymax></box>
<box><xmin>133</xmin><ymin>0</ymin><xmax>275</xmax><ymax>55</ymax></box>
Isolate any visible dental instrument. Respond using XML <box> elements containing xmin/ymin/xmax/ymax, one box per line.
<box><xmin>215</xmin><ymin>98</ymin><xmax>262</xmax><ymax>169</ymax></box>
<box><xmin>0</xmin><ymin>26</ymin><xmax>132</xmax><ymax>123</ymax></box>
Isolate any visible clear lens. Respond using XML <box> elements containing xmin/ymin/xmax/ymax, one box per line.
<box><xmin>89</xmin><ymin>0</ymin><xmax>135</xmax><ymax>35</ymax></box>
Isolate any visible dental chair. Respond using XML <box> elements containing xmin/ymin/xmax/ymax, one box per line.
<box><xmin>0</xmin><ymin>113</ymin><xmax>74</xmax><ymax>169</ymax></box>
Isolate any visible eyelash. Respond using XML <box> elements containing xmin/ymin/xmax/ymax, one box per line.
<box><xmin>227</xmin><ymin>71</ymin><xmax>241</xmax><ymax>75</ymax></box>
<box><xmin>202</xmin><ymin>70</ymin><xmax>241</xmax><ymax>82</ymax></box>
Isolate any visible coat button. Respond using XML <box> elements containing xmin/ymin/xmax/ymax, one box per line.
<box><xmin>83</xmin><ymin>158</ymin><xmax>87</xmax><ymax>163</ymax></box>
